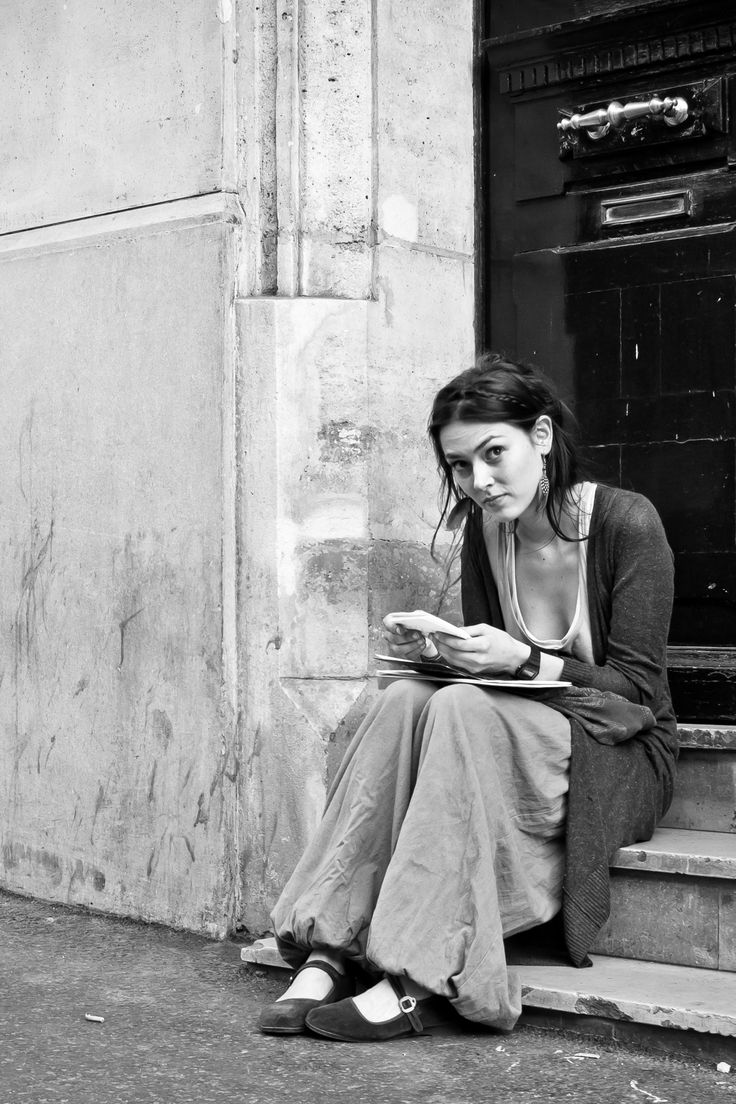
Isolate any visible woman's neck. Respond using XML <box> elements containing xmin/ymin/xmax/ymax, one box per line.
<box><xmin>514</xmin><ymin>491</ymin><xmax>577</xmax><ymax>551</ymax></box>
<box><xmin>514</xmin><ymin>514</ymin><xmax>557</xmax><ymax>554</ymax></box>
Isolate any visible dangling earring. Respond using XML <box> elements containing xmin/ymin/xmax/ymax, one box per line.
<box><xmin>539</xmin><ymin>455</ymin><xmax>550</xmax><ymax>502</ymax></box>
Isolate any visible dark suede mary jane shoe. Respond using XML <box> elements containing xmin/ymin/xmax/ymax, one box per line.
<box><xmin>305</xmin><ymin>975</ymin><xmax>445</xmax><ymax>1043</ymax></box>
<box><xmin>258</xmin><ymin>960</ymin><xmax>354</xmax><ymax>1035</ymax></box>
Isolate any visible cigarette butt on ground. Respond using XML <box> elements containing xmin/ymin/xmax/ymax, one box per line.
<box><xmin>84</xmin><ymin>1013</ymin><xmax>105</xmax><ymax>1024</ymax></box>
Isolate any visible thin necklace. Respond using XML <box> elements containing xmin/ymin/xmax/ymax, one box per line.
<box><xmin>514</xmin><ymin>530</ymin><xmax>558</xmax><ymax>555</ymax></box>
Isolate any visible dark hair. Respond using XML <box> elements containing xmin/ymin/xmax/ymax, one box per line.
<box><xmin>428</xmin><ymin>352</ymin><xmax>583</xmax><ymax>555</ymax></box>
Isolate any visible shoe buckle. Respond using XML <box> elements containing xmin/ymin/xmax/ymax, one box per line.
<box><xmin>399</xmin><ymin>995</ymin><xmax>417</xmax><ymax>1014</ymax></box>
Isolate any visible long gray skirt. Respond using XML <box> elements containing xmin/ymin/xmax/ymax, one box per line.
<box><xmin>271</xmin><ymin>679</ymin><xmax>571</xmax><ymax>1029</ymax></box>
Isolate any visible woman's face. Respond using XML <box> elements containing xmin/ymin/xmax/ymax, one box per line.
<box><xmin>438</xmin><ymin>417</ymin><xmax>552</xmax><ymax>524</ymax></box>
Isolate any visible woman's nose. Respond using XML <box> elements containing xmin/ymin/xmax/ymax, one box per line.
<box><xmin>473</xmin><ymin>462</ymin><xmax>493</xmax><ymax>492</ymax></box>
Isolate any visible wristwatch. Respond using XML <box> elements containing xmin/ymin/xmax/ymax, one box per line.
<box><xmin>514</xmin><ymin>644</ymin><xmax>541</xmax><ymax>681</ymax></box>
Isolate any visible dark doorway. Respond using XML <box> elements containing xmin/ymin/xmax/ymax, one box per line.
<box><xmin>481</xmin><ymin>0</ymin><xmax>736</xmax><ymax>717</ymax></box>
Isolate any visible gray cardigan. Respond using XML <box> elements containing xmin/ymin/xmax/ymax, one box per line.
<box><xmin>460</xmin><ymin>484</ymin><xmax>678</xmax><ymax>965</ymax></box>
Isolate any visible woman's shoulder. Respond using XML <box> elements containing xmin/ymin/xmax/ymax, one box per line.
<box><xmin>592</xmin><ymin>484</ymin><xmax>668</xmax><ymax>541</ymax></box>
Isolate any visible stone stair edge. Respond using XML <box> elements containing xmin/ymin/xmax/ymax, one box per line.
<box><xmin>678</xmin><ymin>724</ymin><xmax>736</xmax><ymax>750</ymax></box>
<box><xmin>518</xmin><ymin>954</ymin><xmax>736</xmax><ymax>1037</ymax></box>
<box><xmin>240</xmin><ymin>939</ymin><xmax>736</xmax><ymax>1038</ymax></box>
<box><xmin>612</xmin><ymin>827</ymin><xmax>736</xmax><ymax>879</ymax></box>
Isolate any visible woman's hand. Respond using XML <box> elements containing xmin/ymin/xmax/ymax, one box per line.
<box><xmin>434</xmin><ymin>623</ymin><xmax>527</xmax><ymax>677</ymax></box>
<box><xmin>382</xmin><ymin>615</ymin><xmax>431</xmax><ymax>661</ymax></box>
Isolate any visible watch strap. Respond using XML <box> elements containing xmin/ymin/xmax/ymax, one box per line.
<box><xmin>514</xmin><ymin>644</ymin><xmax>542</xmax><ymax>681</ymax></box>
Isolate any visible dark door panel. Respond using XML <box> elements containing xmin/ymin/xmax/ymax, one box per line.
<box><xmin>485</xmin><ymin>0</ymin><xmax>736</xmax><ymax>706</ymax></box>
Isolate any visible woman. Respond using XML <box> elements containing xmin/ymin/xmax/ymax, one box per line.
<box><xmin>257</xmin><ymin>353</ymin><xmax>677</xmax><ymax>1042</ymax></box>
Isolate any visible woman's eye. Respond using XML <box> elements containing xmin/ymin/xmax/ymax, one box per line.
<box><xmin>451</xmin><ymin>460</ymin><xmax>470</xmax><ymax>474</ymax></box>
<box><xmin>485</xmin><ymin>447</ymin><xmax>503</xmax><ymax>460</ymax></box>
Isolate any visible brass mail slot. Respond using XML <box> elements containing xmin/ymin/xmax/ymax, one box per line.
<box><xmin>600</xmin><ymin>190</ymin><xmax>691</xmax><ymax>228</ymax></box>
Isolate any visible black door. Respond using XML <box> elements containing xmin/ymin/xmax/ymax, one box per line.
<box><xmin>483</xmin><ymin>0</ymin><xmax>736</xmax><ymax>719</ymax></box>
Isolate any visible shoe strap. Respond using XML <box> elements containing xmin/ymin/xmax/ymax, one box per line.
<box><xmin>386</xmin><ymin>974</ymin><xmax>424</xmax><ymax>1034</ymax></box>
<box><xmin>291</xmin><ymin>958</ymin><xmax>344</xmax><ymax>986</ymax></box>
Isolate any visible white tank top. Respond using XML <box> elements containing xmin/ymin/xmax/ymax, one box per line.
<box><xmin>482</xmin><ymin>482</ymin><xmax>597</xmax><ymax>664</ymax></box>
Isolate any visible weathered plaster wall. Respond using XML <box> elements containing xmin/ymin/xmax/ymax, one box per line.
<box><xmin>0</xmin><ymin>2</ymin><xmax>241</xmax><ymax>934</ymax></box>
<box><xmin>0</xmin><ymin>200</ymin><xmax>241</xmax><ymax>934</ymax></box>
<box><xmin>237</xmin><ymin>0</ymin><xmax>476</xmax><ymax>931</ymax></box>
<box><xmin>0</xmin><ymin>0</ymin><xmax>475</xmax><ymax>936</ymax></box>
<box><xmin>1</xmin><ymin>1</ymin><xmax>232</xmax><ymax>232</ymax></box>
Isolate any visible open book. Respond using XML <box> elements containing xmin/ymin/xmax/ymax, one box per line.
<box><xmin>377</xmin><ymin>611</ymin><xmax>570</xmax><ymax>690</ymax></box>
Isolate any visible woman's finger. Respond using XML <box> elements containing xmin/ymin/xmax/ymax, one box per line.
<box><xmin>434</xmin><ymin>632</ymin><xmax>476</xmax><ymax>651</ymax></box>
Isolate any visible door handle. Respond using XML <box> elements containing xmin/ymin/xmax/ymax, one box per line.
<box><xmin>558</xmin><ymin>95</ymin><xmax>689</xmax><ymax>136</ymax></box>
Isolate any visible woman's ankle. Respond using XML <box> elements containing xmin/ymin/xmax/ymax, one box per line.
<box><xmin>352</xmin><ymin>975</ymin><xmax>432</xmax><ymax>1023</ymax></box>
<box><xmin>306</xmin><ymin>948</ymin><xmax>346</xmax><ymax>974</ymax></box>
<box><xmin>274</xmin><ymin>949</ymin><xmax>347</xmax><ymax>1003</ymax></box>
<box><xmin>402</xmin><ymin>976</ymin><xmax>430</xmax><ymax>1000</ymax></box>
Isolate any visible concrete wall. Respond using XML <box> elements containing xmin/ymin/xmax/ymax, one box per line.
<box><xmin>0</xmin><ymin>2</ymin><xmax>241</xmax><ymax>934</ymax></box>
<box><xmin>0</xmin><ymin>0</ymin><xmax>475</xmax><ymax>936</ymax></box>
<box><xmin>0</xmin><ymin>201</ymin><xmax>240</xmax><ymax>933</ymax></box>
<box><xmin>1</xmin><ymin>2</ymin><xmax>232</xmax><ymax>232</ymax></box>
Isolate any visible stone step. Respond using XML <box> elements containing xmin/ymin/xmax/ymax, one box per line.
<box><xmin>613</xmin><ymin>827</ymin><xmax>736</xmax><ymax>878</ymax></box>
<box><xmin>517</xmin><ymin>954</ymin><xmax>736</xmax><ymax>1041</ymax></box>
<box><xmin>659</xmin><ymin>726</ymin><xmax>736</xmax><ymax>833</ymax></box>
<box><xmin>661</xmin><ymin>749</ymin><xmax>736</xmax><ymax>833</ymax></box>
<box><xmin>678</xmin><ymin>724</ymin><xmax>736</xmax><ymax>750</ymax></box>
<box><xmin>594</xmin><ymin>828</ymin><xmax>736</xmax><ymax>971</ymax></box>
<box><xmin>240</xmin><ymin>939</ymin><xmax>736</xmax><ymax>1051</ymax></box>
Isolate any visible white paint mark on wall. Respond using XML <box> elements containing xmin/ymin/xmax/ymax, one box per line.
<box><xmin>278</xmin><ymin>519</ymin><xmax>299</xmax><ymax>598</ymax></box>
<box><xmin>300</xmin><ymin>496</ymin><xmax>368</xmax><ymax>541</ymax></box>
<box><xmin>216</xmin><ymin>0</ymin><xmax>232</xmax><ymax>23</ymax></box>
<box><xmin>381</xmin><ymin>195</ymin><xmax>418</xmax><ymax>243</ymax></box>
<box><xmin>194</xmin><ymin>103</ymin><xmax>202</xmax><ymax>116</ymax></box>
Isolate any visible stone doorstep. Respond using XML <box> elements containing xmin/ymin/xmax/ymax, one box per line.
<box><xmin>612</xmin><ymin>827</ymin><xmax>736</xmax><ymax>879</ymax></box>
<box><xmin>241</xmin><ymin>939</ymin><xmax>736</xmax><ymax>1038</ymax></box>
<box><xmin>678</xmin><ymin>724</ymin><xmax>736</xmax><ymax>750</ymax></box>
<box><xmin>518</xmin><ymin>955</ymin><xmax>736</xmax><ymax>1037</ymax></box>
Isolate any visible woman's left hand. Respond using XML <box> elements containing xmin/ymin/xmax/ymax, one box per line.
<box><xmin>434</xmin><ymin>623</ymin><xmax>526</xmax><ymax>677</ymax></box>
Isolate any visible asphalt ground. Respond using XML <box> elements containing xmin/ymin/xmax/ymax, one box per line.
<box><xmin>1</xmin><ymin>889</ymin><xmax>733</xmax><ymax>1104</ymax></box>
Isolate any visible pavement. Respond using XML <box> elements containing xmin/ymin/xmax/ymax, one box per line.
<box><xmin>1</xmin><ymin>889</ymin><xmax>734</xmax><ymax>1104</ymax></box>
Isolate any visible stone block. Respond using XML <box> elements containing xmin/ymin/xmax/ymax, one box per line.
<box><xmin>376</xmin><ymin>1</ymin><xmax>474</xmax><ymax>255</ymax></box>
<box><xmin>281</xmin><ymin>540</ymin><xmax>371</xmax><ymax>678</ymax></box>
<box><xmin>661</xmin><ymin>749</ymin><xmax>736</xmax><ymax>833</ymax></box>
<box><xmin>237</xmin><ymin>296</ymin><xmax>372</xmax><ymax>679</ymax></box>
<box><xmin>594</xmin><ymin>871</ymin><xmax>720</xmax><ymax>970</ymax></box>
<box><xmin>0</xmin><ymin>200</ymin><xmax>238</xmax><ymax>934</ymax></box>
<box><xmin>300</xmin><ymin>240</ymin><xmax>373</xmax><ymax>300</ymax></box>
<box><xmin>299</xmin><ymin>0</ymin><xmax>373</xmax><ymax>298</ymax></box>
<box><xmin>1</xmin><ymin>2</ymin><xmax>227</xmax><ymax>232</ymax></box>
<box><xmin>367</xmin><ymin>244</ymin><xmax>475</xmax><ymax>542</ymax></box>
<box><xmin>592</xmin><ymin>830</ymin><xmax>736</xmax><ymax>971</ymax></box>
<box><xmin>241</xmin><ymin>935</ymin><xmax>289</xmax><ymax>969</ymax></box>
<box><xmin>369</xmin><ymin>242</ymin><xmax>475</xmax><ymax>382</ymax></box>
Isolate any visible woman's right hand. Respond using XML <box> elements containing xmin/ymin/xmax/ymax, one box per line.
<box><xmin>382</xmin><ymin>615</ymin><xmax>429</xmax><ymax>661</ymax></box>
